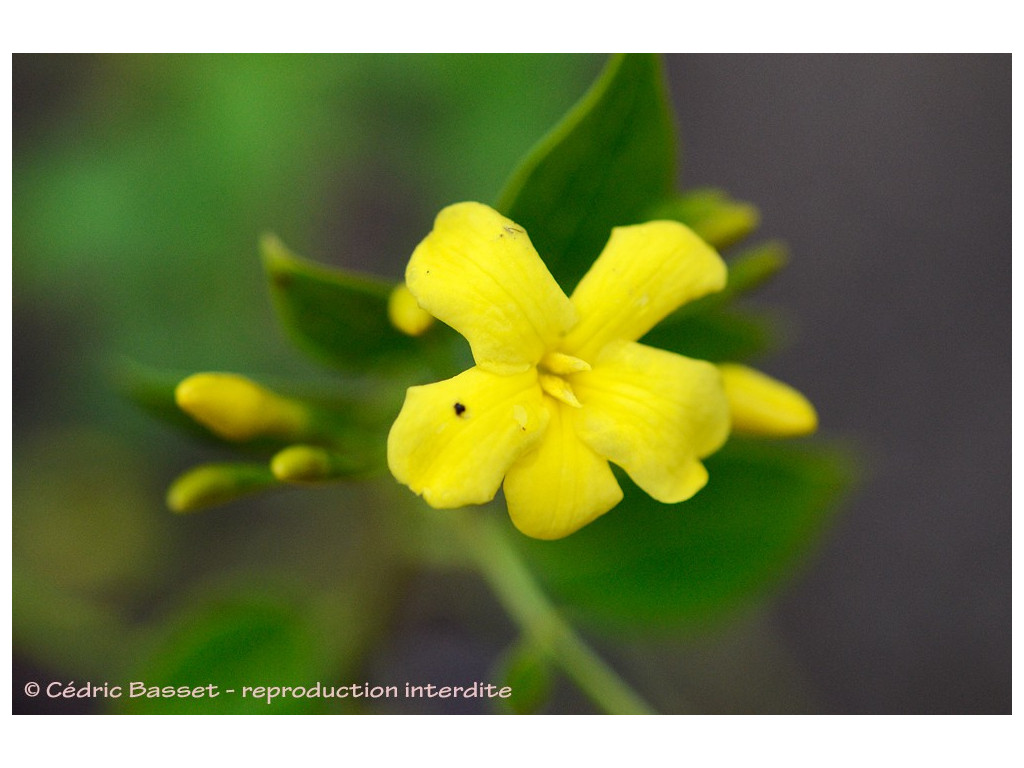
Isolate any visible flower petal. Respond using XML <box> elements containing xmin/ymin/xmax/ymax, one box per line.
<box><xmin>406</xmin><ymin>202</ymin><xmax>577</xmax><ymax>375</ymax></box>
<box><xmin>563</xmin><ymin>221</ymin><xmax>726</xmax><ymax>360</ymax></box>
<box><xmin>387</xmin><ymin>366</ymin><xmax>548</xmax><ymax>508</ymax></box>
<box><xmin>571</xmin><ymin>341</ymin><xmax>730</xmax><ymax>503</ymax></box>
<box><xmin>504</xmin><ymin>401</ymin><xmax>623</xmax><ymax>540</ymax></box>
<box><xmin>718</xmin><ymin>363</ymin><xmax>818</xmax><ymax>436</ymax></box>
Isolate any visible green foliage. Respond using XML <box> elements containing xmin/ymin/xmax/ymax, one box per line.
<box><xmin>642</xmin><ymin>306</ymin><xmax>779</xmax><ymax>363</ymax></box>
<box><xmin>514</xmin><ymin>439</ymin><xmax>851</xmax><ymax>631</ymax></box>
<box><xmin>648</xmin><ymin>189</ymin><xmax>760</xmax><ymax>251</ymax></box>
<box><xmin>113</xmin><ymin>360</ymin><xmax>233</xmax><ymax>443</ymax></box>
<box><xmin>668</xmin><ymin>241</ymin><xmax>790</xmax><ymax>321</ymax></box>
<box><xmin>642</xmin><ymin>242</ymin><xmax>789</xmax><ymax>362</ymax></box>
<box><xmin>718</xmin><ymin>241</ymin><xmax>790</xmax><ymax>299</ymax></box>
<box><xmin>262</xmin><ymin>234</ymin><xmax>462</xmax><ymax>378</ymax></box>
<box><xmin>262</xmin><ymin>234</ymin><xmax>415</xmax><ymax>371</ymax></box>
<box><xmin>497</xmin><ymin>54</ymin><xmax>677</xmax><ymax>292</ymax></box>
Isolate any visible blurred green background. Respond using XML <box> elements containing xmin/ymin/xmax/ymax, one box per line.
<box><xmin>13</xmin><ymin>54</ymin><xmax>612</xmax><ymax>713</ymax></box>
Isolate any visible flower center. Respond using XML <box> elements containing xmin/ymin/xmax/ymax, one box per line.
<box><xmin>537</xmin><ymin>351</ymin><xmax>591</xmax><ymax>408</ymax></box>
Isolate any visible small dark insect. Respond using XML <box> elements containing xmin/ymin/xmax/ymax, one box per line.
<box><xmin>503</xmin><ymin>225</ymin><xmax>523</xmax><ymax>235</ymax></box>
<box><xmin>454</xmin><ymin>402</ymin><xmax>467</xmax><ymax>416</ymax></box>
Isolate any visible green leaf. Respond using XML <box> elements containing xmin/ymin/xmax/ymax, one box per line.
<box><xmin>514</xmin><ymin>439</ymin><xmax>853</xmax><ymax>632</ymax></box>
<box><xmin>113</xmin><ymin>359</ymin><xmax>222</xmax><ymax>443</ymax></box>
<box><xmin>642</xmin><ymin>241</ymin><xmax>788</xmax><ymax>363</ymax></box>
<box><xmin>496</xmin><ymin>54</ymin><xmax>677</xmax><ymax>291</ymax></box>
<box><xmin>642</xmin><ymin>306</ymin><xmax>779</xmax><ymax>363</ymax></box>
<box><xmin>116</xmin><ymin>591</ymin><xmax>327</xmax><ymax>714</ymax></box>
<box><xmin>720</xmin><ymin>241</ymin><xmax>789</xmax><ymax>298</ymax></box>
<box><xmin>674</xmin><ymin>241</ymin><xmax>789</xmax><ymax>321</ymax></box>
<box><xmin>647</xmin><ymin>188</ymin><xmax>760</xmax><ymax>251</ymax></box>
<box><xmin>262</xmin><ymin>234</ymin><xmax>457</xmax><ymax>374</ymax></box>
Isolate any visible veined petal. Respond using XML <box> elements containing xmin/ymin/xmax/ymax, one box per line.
<box><xmin>719</xmin><ymin>363</ymin><xmax>818</xmax><ymax>437</ymax></box>
<box><xmin>571</xmin><ymin>341</ymin><xmax>730</xmax><ymax>503</ymax></box>
<box><xmin>406</xmin><ymin>202</ymin><xmax>577</xmax><ymax>375</ymax></box>
<box><xmin>387</xmin><ymin>366</ymin><xmax>548</xmax><ymax>509</ymax></box>
<box><xmin>504</xmin><ymin>401</ymin><xmax>623</xmax><ymax>540</ymax></box>
<box><xmin>563</xmin><ymin>221</ymin><xmax>727</xmax><ymax>360</ymax></box>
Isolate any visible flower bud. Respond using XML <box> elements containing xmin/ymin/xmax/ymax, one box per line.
<box><xmin>719</xmin><ymin>363</ymin><xmax>818</xmax><ymax>437</ymax></box>
<box><xmin>166</xmin><ymin>463</ymin><xmax>277</xmax><ymax>513</ymax></box>
<box><xmin>270</xmin><ymin>444</ymin><xmax>361</xmax><ymax>483</ymax></box>
<box><xmin>388</xmin><ymin>284</ymin><xmax>434</xmax><ymax>337</ymax></box>
<box><xmin>175</xmin><ymin>373</ymin><xmax>309</xmax><ymax>442</ymax></box>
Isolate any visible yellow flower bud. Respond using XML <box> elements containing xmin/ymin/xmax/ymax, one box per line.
<box><xmin>175</xmin><ymin>373</ymin><xmax>309</xmax><ymax>442</ymax></box>
<box><xmin>166</xmin><ymin>463</ymin><xmax>276</xmax><ymax>513</ymax></box>
<box><xmin>271</xmin><ymin>445</ymin><xmax>338</xmax><ymax>483</ymax></box>
<box><xmin>388</xmin><ymin>283</ymin><xmax>434</xmax><ymax>337</ymax></box>
<box><xmin>718</xmin><ymin>363</ymin><xmax>818</xmax><ymax>437</ymax></box>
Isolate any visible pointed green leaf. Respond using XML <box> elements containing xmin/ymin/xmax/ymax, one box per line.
<box><xmin>642</xmin><ymin>307</ymin><xmax>779</xmax><ymax>363</ymax></box>
<box><xmin>719</xmin><ymin>241</ymin><xmax>789</xmax><ymax>299</ymax></box>
<box><xmin>515</xmin><ymin>439</ymin><xmax>853</xmax><ymax>631</ymax></box>
<box><xmin>262</xmin><ymin>234</ymin><xmax>456</xmax><ymax>373</ymax></box>
<box><xmin>642</xmin><ymin>242</ymin><xmax>789</xmax><ymax>362</ymax></box>
<box><xmin>642</xmin><ymin>241</ymin><xmax>789</xmax><ymax>362</ymax></box>
<box><xmin>113</xmin><ymin>359</ymin><xmax>221</xmax><ymax>442</ymax></box>
<box><xmin>496</xmin><ymin>53</ymin><xmax>677</xmax><ymax>291</ymax></box>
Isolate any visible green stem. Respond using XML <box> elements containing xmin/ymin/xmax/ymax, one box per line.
<box><xmin>450</xmin><ymin>510</ymin><xmax>655</xmax><ymax>715</ymax></box>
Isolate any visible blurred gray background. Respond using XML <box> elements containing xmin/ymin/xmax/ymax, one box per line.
<box><xmin>664</xmin><ymin>54</ymin><xmax>1009</xmax><ymax>713</ymax></box>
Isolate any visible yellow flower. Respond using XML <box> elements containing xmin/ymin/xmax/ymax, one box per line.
<box><xmin>387</xmin><ymin>202</ymin><xmax>813</xmax><ymax>540</ymax></box>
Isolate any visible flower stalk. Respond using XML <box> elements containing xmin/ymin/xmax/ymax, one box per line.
<box><xmin>447</xmin><ymin>510</ymin><xmax>656</xmax><ymax>715</ymax></box>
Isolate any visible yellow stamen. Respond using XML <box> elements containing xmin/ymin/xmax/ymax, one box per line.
<box><xmin>540</xmin><ymin>351</ymin><xmax>591</xmax><ymax>375</ymax></box>
<box><xmin>539</xmin><ymin>373</ymin><xmax>582</xmax><ymax>408</ymax></box>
